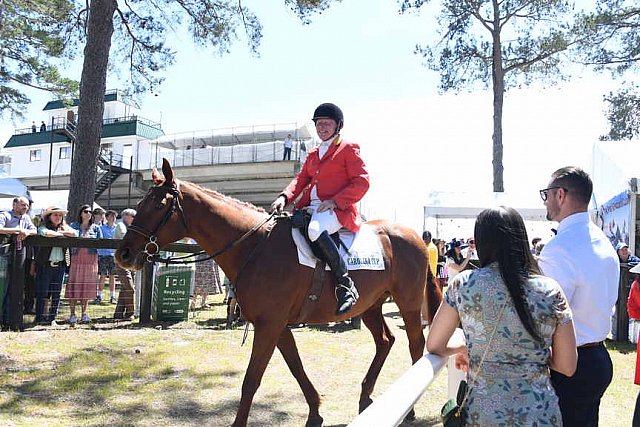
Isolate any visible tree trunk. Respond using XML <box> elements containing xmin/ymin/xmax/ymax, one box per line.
<box><xmin>491</xmin><ymin>0</ymin><xmax>504</xmax><ymax>193</ymax></box>
<box><xmin>67</xmin><ymin>0</ymin><xmax>116</xmax><ymax>219</ymax></box>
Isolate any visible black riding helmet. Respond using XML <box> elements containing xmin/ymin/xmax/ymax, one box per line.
<box><xmin>312</xmin><ymin>103</ymin><xmax>344</xmax><ymax>132</ymax></box>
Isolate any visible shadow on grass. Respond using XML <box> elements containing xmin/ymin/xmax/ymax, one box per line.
<box><xmin>605</xmin><ymin>339</ymin><xmax>636</xmax><ymax>354</ymax></box>
<box><xmin>0</xmin><ymin>342</ymin><xmax>267</xmax><ymax>425</ymax></box>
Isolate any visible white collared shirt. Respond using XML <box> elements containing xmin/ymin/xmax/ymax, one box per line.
<box><xmin>538</xmin><ymin>212</ymin><xmax>619</xmax><ymax>346</ymax></box>
<box><xmin>309</xmin><ymin>136</ymin><xmax>336</xmax><ymax>208</ymax></box>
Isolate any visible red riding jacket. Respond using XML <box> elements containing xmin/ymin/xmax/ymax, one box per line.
<box><xmin>281</xmin><ymin>136</ymin><xmax>369</xmax><ymax>232</ymax></box>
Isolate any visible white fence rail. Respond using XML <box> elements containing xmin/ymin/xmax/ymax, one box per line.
<box><xmin>347</xmin><ymin>352</ymin><xmax>447</xmax><ymax>427</ymax></box>
<box><xmin>348</xmin><ymin>329</ymin><xmax>466</xmax><ymax>427</ymax></box>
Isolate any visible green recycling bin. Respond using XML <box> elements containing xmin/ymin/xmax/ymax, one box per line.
<box><xmin>152</xmin><ymin>265</ymin><xmax>192</xmax><ymax>321</ymax></box>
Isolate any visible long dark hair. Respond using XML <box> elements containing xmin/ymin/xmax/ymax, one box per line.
<box><xmin>76</xmin><ymin>204</ymin><xmax>94</xmax><ymax>226</ymax></box>
<box><xmin>445</xmin><ymin>240</ymin><xmax>464</xmax><ymax>265</ymax></box>
<box><xmin>474</xmin><ymin>206</ymin><xmax>542</xmax><ymax>342</ymax></box>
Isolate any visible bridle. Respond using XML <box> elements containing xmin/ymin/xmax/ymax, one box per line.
<box><xmin>126</xmin><ymin>180</ymin><xmax>277</xmax><ymax>264</ymax></box>
<box><xmin>127</xmin><ymin>182</ymin><xmax>188</xmax><ymax>262</ymax></box>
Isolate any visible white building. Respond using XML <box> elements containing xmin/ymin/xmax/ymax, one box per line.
<box><xmin>1</xmin><ymin>90</ymin><xmax>313</xmax><ymax>211</ymax></box>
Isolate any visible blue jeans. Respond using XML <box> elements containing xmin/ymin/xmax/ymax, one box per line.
<box><xmin>35</xmin><ymin>264</ymin><xmax>65</xmax><ymax>322</ymax></box>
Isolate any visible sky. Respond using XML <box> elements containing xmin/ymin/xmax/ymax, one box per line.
<box><xmin>0</xmin><ymin>0</ymin><xmax>624</xmax><ymax>237</ymax></box>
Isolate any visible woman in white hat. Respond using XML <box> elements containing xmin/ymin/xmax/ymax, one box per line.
<box><xmin>34</xmin><ymin>206</ymin><xmax>77</xmax><ymax>324</ymax></box>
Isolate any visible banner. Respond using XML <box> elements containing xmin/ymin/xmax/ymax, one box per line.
<box><xmin>599</xmin><ymin>191</ymin><xmax>631</xmax><ymax>247</ymax></box>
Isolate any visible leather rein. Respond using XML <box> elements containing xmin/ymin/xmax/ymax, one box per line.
<box><xmin>127</xmin><ymin>182</ymin><xmax>276</xmax><ymax>264</ymax></box>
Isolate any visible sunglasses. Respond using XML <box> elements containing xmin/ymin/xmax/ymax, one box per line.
<box><xmin>539</xmin><ymin>186</ymin><xmax>568</xmax><ymax>202</ymax></box>
<box><xmin>82</xmin><ymin>210</ymin><xmax>92</xmax><ymax>214</ymax></box>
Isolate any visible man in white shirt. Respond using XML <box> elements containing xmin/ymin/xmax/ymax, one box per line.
<box><xmin>538</xmin><ymin>166</ymin><xmax>619</xmax><ymax>427</ymax></box>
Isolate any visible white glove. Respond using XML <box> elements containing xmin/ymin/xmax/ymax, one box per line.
<box><xmin>271</xmin><ymin>195</ymin><xmax>286</xmax><ymax>214</ymax></box>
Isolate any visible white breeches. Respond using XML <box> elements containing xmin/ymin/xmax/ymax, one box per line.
<box><xmin>307</xmin><ymin>207</ymin><xmax>342</xmax><ymax>242</ymax></box>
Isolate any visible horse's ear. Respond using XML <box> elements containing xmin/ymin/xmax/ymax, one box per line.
<box><xmin>151</xmin><ymin>168</ymin><xmax>163</xmax><ymax>185</ymax></box>
<box><xmin>161</xmin><ymin>158</ymin><xmax>175</xmax><ymax>185</ymax></box>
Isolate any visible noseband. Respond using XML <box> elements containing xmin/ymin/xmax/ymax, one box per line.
<box><xmin>127</xmin><ymin>183</ymin><xmax>188</xmax><ymax>262</ymax></box>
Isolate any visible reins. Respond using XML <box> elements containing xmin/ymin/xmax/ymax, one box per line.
<box><xmin>128</xmin><ymin>180</ymin><xmax>277</xmax><ymax>264</ymax></box>
<box><xmin>153</xmin><ymin>211</ymin><xmax>277</xmax><ymax>265</ymax></box>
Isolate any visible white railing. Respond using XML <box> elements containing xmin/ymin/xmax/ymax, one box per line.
<box><xmin>348</xmin><ymin>329</ymin><xmax>466</xmax><ymax>427</ymax></box>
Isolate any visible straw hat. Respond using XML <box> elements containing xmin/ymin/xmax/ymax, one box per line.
<box><xmin>42</xmin><ymin>206</ymin><xmax>68</xmax><ymax>217</ymax></box>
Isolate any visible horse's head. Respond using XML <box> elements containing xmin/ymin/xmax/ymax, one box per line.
<box><xmin>115</xmin><ymin>158</ymin><xmax>189</xmax><ymax>271</ymax></box>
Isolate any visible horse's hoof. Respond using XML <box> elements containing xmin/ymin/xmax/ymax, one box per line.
<box><xmin>404</xmin><ymin>408</ymin><xmax>416</xmax><ymax>422</ymax></box>
<box><xmin>305</xmin><ymin>415</ymin><xmax>323</xmax><ymax>427</ymax></box>
<box><xmin>359</xmin><ymin>397</ymin><xmax>373</xmax><ymax>413</ymax></box>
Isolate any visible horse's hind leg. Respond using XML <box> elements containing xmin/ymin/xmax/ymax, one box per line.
<box><xmin>359</xmin><ymin>305</ymin><xmax>395</xmax><ymax>413</ymax></box>
<box><xmin>396</xmin><ymin>301</ymin><xmax>426</xmax><ymax>421</ymax></box>
<box><xmin>232</xmin><ymin>323</ymin><xmax>283</xmax><ymax>427</ymax></box>
<box><xmin>277</xmin><ymin>328</ymin><xmax>323</xmax><ymax>427</ymax></box>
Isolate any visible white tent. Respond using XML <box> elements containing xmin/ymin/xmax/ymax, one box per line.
<box><xmin>0</xmin><ymin>177</ymin><xmax>28</xmax><ymax>198</ymax></box>
<box><xmin>423</xmin><ymin>191</ymin><xmax>552</xmax><ymax>242</ymax></box>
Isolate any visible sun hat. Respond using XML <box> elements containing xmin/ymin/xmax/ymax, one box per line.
<box><xmin>615</xmin><ymin>241</ymin><xmax>629</xmax><ymax>251</ymax></box>
<box><xmin>42</xmin><ymin>206</ymin><xmax>68</xmax><ymax>217</ymax></box>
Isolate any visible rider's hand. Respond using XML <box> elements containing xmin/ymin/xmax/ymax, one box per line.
<box><xmin>271</xmin><ymin>195</ymin><xmax>286</xmax><ymax>214</ymax></box>
<box><xmin>317</xmin><ymin>199</ymin><xmax>337</xmax><ymax>213</ymax></box>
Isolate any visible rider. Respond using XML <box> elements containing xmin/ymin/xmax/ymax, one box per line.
<box><xmin>271</xmin><ymin>103</ymin><xmax>370</xmax><ymax>315</ymax></box>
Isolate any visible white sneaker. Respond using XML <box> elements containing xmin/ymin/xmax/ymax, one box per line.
<box><xmin>68</xmin><ymin>314</ymin><xmax>77</xmax><ymax>324</ymax></box>
<box><xmin>50</xmin><ymin>320</ymin><xmax>58</xmax><ymax>327</ymax></box>
<box><xmin>81</xmin><ymin>313</ymin><xmax>91</xmax><ymax>323</ymax></box>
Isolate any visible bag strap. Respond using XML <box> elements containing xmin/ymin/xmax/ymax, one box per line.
<box><xmin>456</xmin><ymin>299</ymin><xmax>508</xmax><ymax>415</ymax></box>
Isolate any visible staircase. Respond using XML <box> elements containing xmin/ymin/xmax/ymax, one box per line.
<box><xmin>95</xmin><ymin>151</ymin><xmax>130</xmax><ymax>199</ymax></box>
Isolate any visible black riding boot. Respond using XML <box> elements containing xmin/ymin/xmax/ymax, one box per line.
<box><xmin>313</xmin><ymin>231</ymin><xmax>359</xmax><ymax>315</ymax></box>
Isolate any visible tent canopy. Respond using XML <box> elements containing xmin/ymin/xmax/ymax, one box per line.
<box><xmin>424</xmin><ymin>191</ymin><xmax>548</xmax><ymax>221</ymax></box>
<box><xmin>0</xmin><ymin>177</ymin><xmax>28</xmax><ymax>198</ymax></box>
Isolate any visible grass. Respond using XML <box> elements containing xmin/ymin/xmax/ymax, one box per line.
<box><xmin>1</xmin><ymin>295</ymin><xmax>637</xmax><ymax>426</ymax></box>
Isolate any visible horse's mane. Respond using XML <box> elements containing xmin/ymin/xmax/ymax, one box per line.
<box><xmin>181</xmin><ymin>179</ymin><xmax>267</xmax><ymax>214</ymax></box>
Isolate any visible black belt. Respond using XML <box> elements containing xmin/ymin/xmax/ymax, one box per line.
<box><xmin>578</xmin><ymin>341</ymin><xmax>603</xmax><ymax>348</ymax></box>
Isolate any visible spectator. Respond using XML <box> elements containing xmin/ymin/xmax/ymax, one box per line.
<box><xmin>538</xmin><ymin>166</ymin><xmax>619</xmax><ymax>426</ymax></box>
<box><xmin>31</xmin><ymin>122</ymin><xmax>36</xmax><ymax>133</ymax></box>
<box><xmin>283</xmin><ymin>133</ymin><xmax>293</xmax><ymax>161</ymax></box>
<box><xmin>65</xmin><ymin>204</ymin><xmax>102</xmax><ymax>324</ymax></box>
<box><xmin>615</xmin><ymin>241</ymin><xmax>640</xmax><ymax>267</ymax></box>
<box><xmin>97</xmin><ymin>210</ymin><xmax>118</xmax><ymax>304</ymax></box>
<box><xmin>92</xmin><ymin>207</ymin><xmax>105</xmax><ymax>226</ymax></box>
<box><xmin>0</xmin><ymin>196</ymin><xmax>37</xmax><ymax>328</ymax></box>
<box><xmin>462</xmin><ymin>237</ymin><xmax>479</xmax><ymax>260</ymax></box>
<box><xmin>427</xmin><ymin>206</ymin><xmax>577</xmax><ymax>426</ymax></box>
<box><xmin>39</xmin><ymin>121</ymin><xmax>46</xmax><ymax>132</ymax></box>
<box><xmin>531</xmin><ymin>237</ymin><xmax>542</xmax><ymax>254</ymax></box>
<box><xmin>445</xmin><ymin>239</ymin><xmax>472</xmax><ymax>284</ymax></box>
<box><xmin>34</xmin><ymin>206</ymin><xmax>76</xmax><ymax>325</ymax></box>
<box><xmin>421</xmin><ymin>230</ymin><xmax>438</xmax><ymax>326</ymax></box>
<box><xmin>114</xmin><ymin>208</ymin><xmax>136</xmax><ymax>320</ymax></box>
<box><xmin>435</xmin><ymin>239</ymin><xmax>447</xmax><ymax>288</ymax></box>
<box><xmin>627</xmin><ymin>263</ymin><xmax>640</xmax><ymax>426</ymax></box>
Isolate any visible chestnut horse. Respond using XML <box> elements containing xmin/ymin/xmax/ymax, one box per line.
<box><xmin>116</xmin><ymin>159</ymin><xmax>440</xmax><ymax>427</ymax></box>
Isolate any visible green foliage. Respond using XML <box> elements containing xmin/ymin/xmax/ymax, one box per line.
<box><xmin>600</xmin><ymin>86</ymin><xmax>640</xmax><ymax>140</ymax></box>
<box><xmin>577</xmin><ymin>1</ymin><xmax>640</xmax><ymax>140</ymax></box>
<box><xmin>285</xmin><ymin>0</ymin><xmax>343</xmax><ymax>24</ymax></box>
<box><xmin>0</xmin><ymin>0</ymin><xmax>79</xmax><ymax>119</ymax></box>
<box><xmin>406</xmin><ymin>0</ymin><xmax>579</xmax><ymax>92</ymax></box>
<box><xmin>84</xmin><ymin>0</ymin><xmax>263</xmax><ymax>96</ymax></box>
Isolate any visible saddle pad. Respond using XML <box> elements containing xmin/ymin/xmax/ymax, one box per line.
<box><xmin>292</xmin><ymin>223</ymin><xmax>385</xmax><ymax>270</ymax></box>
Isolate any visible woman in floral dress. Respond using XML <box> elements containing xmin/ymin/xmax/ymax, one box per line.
<box><xmin>428</xmin><ymin>206</ymin><xmax>577</xmax><ymax>426</ymax></box>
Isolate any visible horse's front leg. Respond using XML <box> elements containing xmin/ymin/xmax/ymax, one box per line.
<box><xmin>232</xmin><ymin>322</ymin><xmax>285</xmax><ymax>427</ymax></box>
<box><xmin>277</xmin><ymin>327</ymin><xmax>323</xmax><ymax>427</ymax></box>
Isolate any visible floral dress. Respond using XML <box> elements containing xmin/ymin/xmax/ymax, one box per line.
<box><xmin>445</xmin><ymin>263</ymin><xmax>572</xmax><ymax>426</ymax></box>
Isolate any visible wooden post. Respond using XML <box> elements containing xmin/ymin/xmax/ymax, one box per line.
<box><xmin>139</xmin><ymin>261</ymin><xmax>154</xmax><ymax>324</ymax></box>
<box><xmin>8</xmin><ymin>237</ymin><xmax>25</xmax><ymax>331</ymax></box>
<box><xmin>617</xmin><ymin>266</ymin><xmax>631</xmax><ymax>342</ymax></box>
